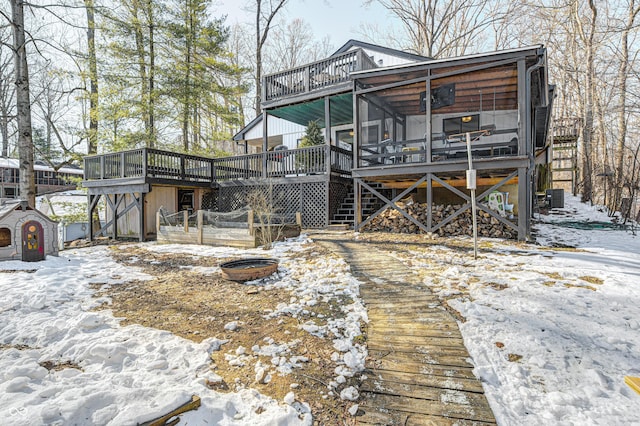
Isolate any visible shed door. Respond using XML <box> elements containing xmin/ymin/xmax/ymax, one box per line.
<box><xmin>22</xmin><ymin>221</ymin><xmax>45</xmax><ymax>262</ymax></box>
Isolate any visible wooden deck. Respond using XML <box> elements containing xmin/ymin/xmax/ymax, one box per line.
<box><xmin>311</xmin><ymin>232</ymin><xmax>496</xmax><ymax>425</ymax></box>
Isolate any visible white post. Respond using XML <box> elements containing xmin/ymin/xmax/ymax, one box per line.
<box><xmin>466</xmin><ymin>132</ymin><xmax>478</xmax><ymax>259</ymax></box>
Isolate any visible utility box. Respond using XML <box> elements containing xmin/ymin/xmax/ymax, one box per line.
<box><xmin>546</xmin><ymin>189</ymin><xmax>564</xmax><ymax>209</ymax></box>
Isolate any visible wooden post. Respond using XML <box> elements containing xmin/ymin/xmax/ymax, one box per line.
<box><xmin>295</xmin><ymin>212</ymin><xmax>302</xmax><ymax>228</ymax></box>
<box><xmin>248</xmin><ymin>210</ymin><xmax>254</xmax><ymax>235</ymax></box>
<box><xmin>139</xmin><ymin>192</ymin><xmax>145</xmax><ymax>242</ymax></box>
<box><xmin>197</xmin><ymin>210</ymin><xmax>203</xmax><ymax>244</ymax></box>
<box><xmin>183</xmin><ymin>210</ymin><xmax>189</xmax><ymax>233</ymax></box>
<box><xmin>156</xmin><ymin>210</ymin><xmax>161</xmax><ymax>234</ymax></box>
<box><xmin>425</xmin><ymin>76</ymin><xmax>432</xmax><ymax>164</ymax></box>
<box><xmin>88</xmin><ymin>194</ymin><xmax>94</xmax><ymax>241</ymax></box>
<box><xmin>141</xmin><ymin>148</ymin><xmax>147</xmax><ymax>176</ymax></box>
<box><xmin>112</xmin><ymin>194</ymin><xmax>118</xmax><ymax>240</ymax></box>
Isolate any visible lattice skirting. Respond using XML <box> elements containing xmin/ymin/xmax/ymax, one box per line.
<box><xmin>212</xmin><ymin>181</ymin><xmax>337</xmax><ymax>228</ymax></box>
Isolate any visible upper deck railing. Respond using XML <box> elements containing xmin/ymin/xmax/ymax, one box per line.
<box><xmin>84</xmin><ymin>146</ymin><xmax>352</xmax><ymax>184</ymax></box>
<box><xmin>263</xmin><ymin>48</ymin><xmax>378</xmax><ymax>103</ymax></box>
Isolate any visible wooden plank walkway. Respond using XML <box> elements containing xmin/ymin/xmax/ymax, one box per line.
<box><xmin>312</xmin><ymin>232</ymin><xmax>496</xmax><ymax>425</ymax></box>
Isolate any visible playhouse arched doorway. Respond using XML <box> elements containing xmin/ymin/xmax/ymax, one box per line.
<box><xmin>22</xmin><ymin>220</ymin><xmax>45</xmax><ymax>262</ymax></box>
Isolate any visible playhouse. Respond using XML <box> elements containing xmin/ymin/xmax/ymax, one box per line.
<box><xmin>0</xmin><ymin>200</ymin><xmax>58</xmax><ymax>261</ymax></box>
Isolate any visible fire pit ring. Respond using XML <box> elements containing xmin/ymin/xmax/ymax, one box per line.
<box><xmin>220</xmin><ymin>258</ymin><xmax>279</xmax><ymax>282</ymax></box>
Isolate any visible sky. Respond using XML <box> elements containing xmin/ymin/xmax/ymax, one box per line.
<box><xmin>215</xmin><ymin>0</ymin><xmax>392</xmax><ymax>48</ymax></box>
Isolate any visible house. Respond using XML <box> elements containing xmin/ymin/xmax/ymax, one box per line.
<box><xmin>0</xmin><ymin>158</ymin><xmax>83</xmax><ymax>199</ymax></box>
<box><xmin>0</xmin><ymin>200</ymin><xmax>58</xmax><ymax>261</ymax></box>
<box><xmin>83</xmin><ymin>41</ymin><xmax>553</xmax><ymax>241</ymax></box>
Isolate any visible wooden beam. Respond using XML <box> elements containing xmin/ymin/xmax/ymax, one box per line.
<box><xmin>379</xmin><ymin>176</ymin><xmax>518</xmax><ymax>189</ymax></box>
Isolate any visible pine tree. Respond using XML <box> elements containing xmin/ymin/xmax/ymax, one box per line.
<box><xmin>299</xmin><ymin>120</ymin><xmax>324</xmax><ymax>147</ymax></box>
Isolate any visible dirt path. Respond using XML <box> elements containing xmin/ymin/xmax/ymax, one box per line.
<box><xmin>311</xmin><ymin>231</ymin><xmax>496</xmax><ymax>425</ymax></box>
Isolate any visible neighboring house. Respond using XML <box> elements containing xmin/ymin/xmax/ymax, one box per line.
<box><xmin>83</xmin><ymin>40</ymin><xmax>553</xmax><ymax>241</ymax></box>
<box><xmin>0</xmin><ymin>200</ymin><xmax>58</xmax><ymax>261</ymax></box>
<box><xmin>0</xmin><ymin>158</ymin><xmax>83</xmax><ymax>199</ymax></box>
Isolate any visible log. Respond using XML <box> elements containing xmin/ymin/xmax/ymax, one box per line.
<box><xmin>363</xmin><ymin>203</ymin><xmax>517</xmax><ymax>239</ymax></box>
<box><xmin>139</xmin><ymin>395</ymin><xmax>201</xmax><ymax>426</ymax></box>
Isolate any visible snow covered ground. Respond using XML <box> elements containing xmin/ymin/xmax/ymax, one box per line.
<box><xmin>1</xmin><ymin>192</ymin><xmax>638</xmax><ymax>425</ymax></box>
<box><xmin>397</xmin><ymin>193</ymin><xmax>640</xmax><ymax>425</ymax></box>
<box><xmin>0</xmin><ymin>237</ymin><xmax>365</xmax><ymax>426</ymax></box>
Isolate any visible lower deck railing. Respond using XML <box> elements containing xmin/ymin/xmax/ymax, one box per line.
<box><xmin>84</xmin><ymin>145</ymin><xmax>353</xmax><ymax>183</ymax></box>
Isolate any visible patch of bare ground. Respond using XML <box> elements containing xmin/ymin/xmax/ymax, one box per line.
<box><xmin>94</xmin><ymin>244</ymin><xmax>358</xmax><ymax>425</ymax></box>
<box><xmin>39</xmin><ymin>360</ymin><xmax>83</xmax><ymax>372</ymax></box>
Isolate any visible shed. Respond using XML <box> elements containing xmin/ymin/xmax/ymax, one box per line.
<box><xmin>0</xmin><ymin>200</ymin><xmax>58</xmax><ymax>261</ymax></box>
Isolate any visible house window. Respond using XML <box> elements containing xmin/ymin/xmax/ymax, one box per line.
<box><xmin>335</xmin><ymin>129</ymin><xmax>354</xmax><ymax>151</ymax></box>
<box><xmin>0</xmin><ymin>228</ymin><xmax>11</xmax><ymax>247</ymax></box>
<box><xmin>443</xmin><ymin>114</ymin><xmax>480</xmax><ymax>137</ymax></box>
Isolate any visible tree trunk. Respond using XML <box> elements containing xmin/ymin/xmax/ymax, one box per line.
<box><xmin>254</xmin><ymin>0</ymin><xmax>288</xmax><ymax>116</ymax></box>
<box><xmin>182</xmin><ymin>9</ymin><xmax>192</xmax><ymax>152</ymax></box>
<box><xmin>11</xmin><ymin>0</ymin><xmax>36</xmax><ymax>207</ymax></box>
<box><xmin>255</xmin><ymin>0</ymin><xmax>262</xmax><ymax>115</ymax></box>
<box><xmin>0</xmin><ymin>109</ymin><xmax>9</xmax><ymax>158</ymax></box>
<box><xmin>148</xmin><ymin>0</ymin><xmax>155</xmax><ymax>148</ymax></box>
<box><xmin>85</xmin><ymin>0</ymin><xmax>99</xmax><ymax>155</ymax></box>
<box><xmin>573</xmin><ymin>0</ymin><xmax>597</xmax><ymax>204</ymax></box>
<box><xmin>132</xmin><ymin>0</ymin><xmax>150</xmax><ymax>145</ymax></box>
<box><xmin>612</xmin><ymin>1</ymin><xmax>640</xmax><ymax>212</ymax></box>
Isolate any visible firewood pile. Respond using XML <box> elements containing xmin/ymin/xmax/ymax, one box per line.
<box><xmin>362</xmin><ymin>202</ymin><xmax>518</xmax><ymax>239</ymax></box>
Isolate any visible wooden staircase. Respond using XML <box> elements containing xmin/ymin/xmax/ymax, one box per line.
<box><xmin>331</xmin><ymin>184</ymin><xmax>387</xmax><ymax>227</ymax></box>
<box><xmin>551</xmin><ymin>118</ymin><xmax>581</xmax><ymax>194</ymax></box>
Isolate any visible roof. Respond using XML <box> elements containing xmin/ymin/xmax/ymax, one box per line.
<box><xmin>332</xmin><ymin>39</ymin><xmax>431</xmax><ymax>62</ymax></box>
<box><xmin>0</xmin><ymin>199</ymin><xmax>56</xmax><ymax>224</ymax></box>
<box><xmin>351</xmin><ymin>45</ymin><xmax>546</xmax><ymax>78</ymax></box>
<box><xmin>0</xmin><ymin>157</ymin><xmax>84</xmax><ymax>175</ymax></box>
<box><xmin>233</xmin><ymin>115</ymin><xmax>262</xmax><ymax>141</ymax></box>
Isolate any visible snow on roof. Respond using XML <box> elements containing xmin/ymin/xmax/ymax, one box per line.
<box><xmin>0</xmin><ymin>157</ymin><xmax>83</xmax><ymax>175</ymax></box>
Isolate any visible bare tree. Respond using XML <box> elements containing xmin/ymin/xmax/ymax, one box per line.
<box><xmin>0</xmin><ymin>29</ymin><xmax>16</xmax><ymax>157</ymax></box>
<box><xmin>84</xmin><ymin>0</ymin><xmax>99</xmax><ymax>155</ymax></box>
<box><xmin>365</xmin><ymin>0</ymin><xmax>506</xmax><ymax>58</ymax></box>
<box><xmin>611</xmin><ymin>0</ymin><xmax>640</xmax><ymax>212</ymax></box>
<box><xmin>9</xmin><ymin>0</ymin><xmax>36</xmax><ymax>206</ymax></box>
<box><xmin>253</xmin><ymin>0</ymin><xmax>288</xmax><ymax>115</ymax></box>
<box><xmin>263</xmin><ymin>18</ymin><xmax>333</xmax><ymax>73</ymax></box>
<box><xmin>572</xmin><ymin>0</ymin><xmax>598</xmax><ymax>203</ymax></box>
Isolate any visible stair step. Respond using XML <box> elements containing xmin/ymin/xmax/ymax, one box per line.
<box><xmin>327</xmin><ymin>223</ymin><xmax>350</xmax><ymax>230</ymax></box>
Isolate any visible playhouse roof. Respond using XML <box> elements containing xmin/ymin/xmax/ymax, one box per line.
<box><xmin>0</xmin><ymin>200</ymin><xmax>57</xmax><ymax>224</ymax></box>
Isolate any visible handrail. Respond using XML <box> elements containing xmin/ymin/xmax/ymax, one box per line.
<box><xmin>553</xmin><ymin>117</ymin><xmax>582</xmax><ymax>139</ymax></box>
<box><xmin>84</xmin><ymin>146</ymin><xmax>353</xmax><ymax>183</ymax></box>
<box><xmin>263</xmin><ymin>48</ymin><xmax>378</xmax><ymax>102</ymax></box>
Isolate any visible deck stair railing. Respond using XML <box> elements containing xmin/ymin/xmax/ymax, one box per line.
<box><xmin>84</xmin><ymin>146</ymin><xmax>352</xmax><ymax>183</ymax></box>
<box><xmin>263</xmin><ymin>48</ymin><xmax>378</xmax><ymax>102</ymax></box>
<box><xmin>553</xmin><ymin>117</ymin><xmax>582</xmax><ymax>142</ymax></box>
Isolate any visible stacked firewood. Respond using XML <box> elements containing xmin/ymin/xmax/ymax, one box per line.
<box><xmin>362</xmin><ymin>202</ymin><xmax>518</xmax><ymax>239</ymax></box>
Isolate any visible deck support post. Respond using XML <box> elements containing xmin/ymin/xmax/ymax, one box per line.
<box><xmin>139</xmin><ymin>192</ymin><xmax>145</xmax><ymax>242</ymax></box>
<box><xmin>517</xmin><ymin>166</ymin><xmax>528</xmax><ymax>240</ymax></box>
<box><xmin>426</xmin><ymin>174</ymin><xmax>433</xmax><ymax>231</ymax></box>
<box><xmin>354</xmin><ymin>179</ymin><xmax>362</xmax><ymax>230</ymax></box>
